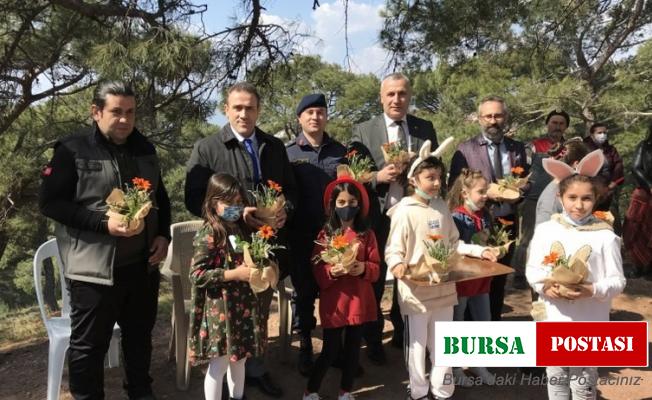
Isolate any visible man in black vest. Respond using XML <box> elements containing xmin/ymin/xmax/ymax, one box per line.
<box><xmin>40</xmin><ymin>81</ymin><xmax>171</xmax><ymax>400</ymax></box>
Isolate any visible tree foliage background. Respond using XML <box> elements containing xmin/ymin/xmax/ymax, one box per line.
<box><xmin>0</xmin><ymin>0</ymin><xmax>650</xmax><ymax>313</ymax></box>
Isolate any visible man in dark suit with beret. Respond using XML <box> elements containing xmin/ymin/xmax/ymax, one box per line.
<box><xmin>349</xmin><ymin>73</ymin><xmax>438</xmax><ymax>364</ymax></box>
<box><xmin>448</xmin><ymin>95</ymin><xmax>529</xmax><ymax>321</ymax></box>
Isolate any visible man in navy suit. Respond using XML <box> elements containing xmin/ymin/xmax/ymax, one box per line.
<box><xmin>448</xmin><ymin>95</ymin><xmax>528</xmax><ymax>321</ymax></box>
<box><xmin>349</xmin><ymin>73</ymin><xmax>438</xmax><ymax>364</ymax></box>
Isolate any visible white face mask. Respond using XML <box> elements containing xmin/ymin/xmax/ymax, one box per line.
<box><xmin>593</xmin><ymin>133</ymin><xmax>607</xmax><ymax>145</ymax></box>
<box><xmin>561</xmin><ymin>207</ymin><xmax>593</xmax><ymax>226</ymax></box>
<box><xmin>464</xmin><ymin>198</ymin><xmax>480</xmax><ymax>212</ymax></box>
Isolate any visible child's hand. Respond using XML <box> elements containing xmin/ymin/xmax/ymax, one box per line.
<box><xmin>481</xmin><ymin>249</ymin><xmax>498</xmax><ymax>262</ymax></box>
<box><xmin>542</xmin><ymin>282</ymin><xmax>562</xmax><ymax>299</ymax></box>
<box><xmin>392</xmin><ymin>263</ymin><xmax>406</xmax><ymax>279</ymax></box>
<box><xmin>330</xmin><ymin>263</ymin><xmax>347</xmax><ymax>277</ymax></box>
<box><xmin>349</xmin><ymin>261</ymin><xmax>366</xmax><ymax>276</ymax></box>
<box><xmin>227</xmin><ymin>263</ymin><xmax>252</xmax><ymax>282</ymax></box>
<box><xmin>562</xmin><ymin>283</ymin><xmax>594</xmax><ymax>300</ymax></box>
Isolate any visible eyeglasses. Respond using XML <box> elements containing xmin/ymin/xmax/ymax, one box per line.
<box><xmin>480</xmin><ymin>113</ymin><xmax>505</xmax><ymax>121</ymax></box>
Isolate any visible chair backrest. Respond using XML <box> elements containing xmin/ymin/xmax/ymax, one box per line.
<box><xmin>168</xmin><ymin>220</ymin><xmax>204</xmax><ymax>299</ymax></box>
<box><xmin>33</xmin><ymin>238</ymin><xmax>69</xmax><ymax>326</ymax></box>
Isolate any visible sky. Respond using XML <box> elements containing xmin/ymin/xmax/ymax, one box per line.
<box><xmin>202</xmin><ymin>0</ymin><xmax>388</xmax><ymax>75</ymax></box>
<box><xmin>199</xmin><ymin>0</ymin><xmax>387</xmax><ymax>124</ymax></box>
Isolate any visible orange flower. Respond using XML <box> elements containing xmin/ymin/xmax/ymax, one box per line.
<box><xmin>593</xmin><ymin>210</ymin><xmax>608</xmax><ymax>220</ymax></box>
<box><xmin>427</xmin><ymin>234</ymin><xmax>444</xmax><ymax>241</ymax></box>
<box><xmin>267</xmin><ymin>179</ymin><xmax>282</xmax><ymax>193</ymax></box>
<box><xmin>497</xmin><ymin>217</ymin><xmax>514</xmax><ymax>226</ymax></box>
<box><xmin>132</xmin><ymin>177</ymin><xmax>151</xmax><ymax>191</ymax></box>
<box><xmin>257</xmin><ymin>225</ymin><xmax>275</xmax><ymax>239</ymax></box>
<box><xmin>542</xmin><ymin>251</ymin><xmax>559</xmax><ymax>265</ymax></box>
<box><xmin>511</xmin><ymin>166</ymin><xmax>525</xmax><ymax>176</ymax></box>
<box><xmin>346</xmin><ymin>149</ymin><xmax>358</xmax><ymax>158</ymax></box>
<box><xmin>331</xmin><ymin>234</ymin><xmax>351</xmax><ymax>250</ymax></box>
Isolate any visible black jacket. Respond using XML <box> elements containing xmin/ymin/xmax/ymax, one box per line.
<box><xmin>39</xmin><ymin>125</ymin><xmax>171</xmax><ymax>285</ymax></box>
<box><xmin>632</xmin><ymin>139</ymin><xmax>652</xmax><ymax>191</ymax></box>
<box><xmin>184</xmin><ymin>124</ymin><xmax>298</xmax><ymax>217</ymax></box>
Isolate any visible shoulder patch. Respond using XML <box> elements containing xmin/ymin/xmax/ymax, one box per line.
<box><xmin>41</xmin><ymin>165</ymin><xmax>52</xmax><ymax>177</ymax></box>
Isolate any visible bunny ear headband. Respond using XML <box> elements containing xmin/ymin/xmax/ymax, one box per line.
<box><xmin>542</xmin><ymin>149</ymin><xmax>605</xmax><ymax>181</ymax></box>
<box><xmin>407</xmin><ymin>137</ymin><xmax>455</xmax><ymax>179</ymax></box>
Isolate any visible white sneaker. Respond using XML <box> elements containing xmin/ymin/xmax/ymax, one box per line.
<box><xmin>469</xmin><ymin>366</ymin><xmax>495</xmax><ymax>385</ymax></box>
<box><xmin>453</xmin><ymin>368</ymin><xmax>472</xmax><ymax>387</ymax></box>
<box><xmin>303</xmin><ymin>392</ymin><xmax>321</xmax><ymax>400</ymax></box>
<box><xmin>338</xmin><ymin>392</ymin><xmax>355</xmax><ymax>400</ymax></box>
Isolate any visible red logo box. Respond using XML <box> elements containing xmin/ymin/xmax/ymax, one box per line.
<box><xmin>536</xmin><ymin>321</ymin><xmax>648</xmax><ymax>367</ymax></box>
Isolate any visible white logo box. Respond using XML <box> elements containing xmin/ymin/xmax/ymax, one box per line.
<box><xmin>433</xmin><ymin>321</ymin><xmax>537</xmax><ymax>367</ymax></box>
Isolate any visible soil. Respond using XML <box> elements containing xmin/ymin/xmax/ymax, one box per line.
<box><xmin>1</xmin><ymin>276</ymin><xmax>651</xmax><ymax>400</ymax></box>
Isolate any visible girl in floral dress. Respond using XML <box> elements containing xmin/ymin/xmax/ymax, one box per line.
<box><xmin>188</xmin><ymin>173</ymin><xmax>263</xmax><ymax>400</ymax></box>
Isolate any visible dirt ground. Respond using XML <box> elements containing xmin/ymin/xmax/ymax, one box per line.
<box><xmin>1</xmin><ymin>276</ymin><xmax>651</xmax><ymax>400</ymax></box>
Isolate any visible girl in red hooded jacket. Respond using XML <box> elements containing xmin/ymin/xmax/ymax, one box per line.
<box><xmin>303</xmin><ymin>174</ymin><xmax>380</xmax><ymax>400</ymax></box>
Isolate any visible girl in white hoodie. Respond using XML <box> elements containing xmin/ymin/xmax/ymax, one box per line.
<box><xmin>386</xmin><ymin>140</ymin><xmax>496</xmax><ymax>400</ymax></box>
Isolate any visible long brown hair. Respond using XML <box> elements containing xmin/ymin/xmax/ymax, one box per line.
<box><xmin>447</xmin><ymin>168</ymin><xmax>487</xmax><ymax>211</ymax></box>
<box><xmin>202</xmin><ymin>173</ymin><xmax>250</xmax><ymax>246</ymax></box>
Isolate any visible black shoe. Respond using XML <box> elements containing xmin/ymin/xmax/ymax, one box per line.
<box><xmin>367</xmin><ymin>344</ymin><xmax>386</xmax><ymax>365</ymax></box>
<box><xmin>250</xmin><ymin>373</ymin><xmax>283</xmax><ymax>398</ymax></box>
<box><xmin>298</xmin><ymin>346</ymin><xmax>314</xmax><ymax>377</ymax></box>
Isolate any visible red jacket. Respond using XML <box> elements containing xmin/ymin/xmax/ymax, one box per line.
<box><xmin>312</xmin><ymin>228</ymin><xmax>380</xmax><ymax>329</ymax></box>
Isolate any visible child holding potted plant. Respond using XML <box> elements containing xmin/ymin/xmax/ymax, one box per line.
<box><xmin>385</xmin><ymin>140</ymin><xmax>496</xmax><ymax>400</ymax></box>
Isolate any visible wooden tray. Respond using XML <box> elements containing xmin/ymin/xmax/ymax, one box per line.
<box><xmin>405</xmin><ymin>256</ymin><xmax>514</xmax><ymax>286</ymax></box>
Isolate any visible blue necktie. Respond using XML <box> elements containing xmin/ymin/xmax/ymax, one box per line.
<box><xmin>243</xmin><ymin>138</ymin><xmax>261</xmax><ymax>185</ymax></box>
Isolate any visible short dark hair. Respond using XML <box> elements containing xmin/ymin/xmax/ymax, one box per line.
<box><xmin>545</xmin><ymin>109</ymin><xmax>570</xmax><ymax>126</ymax></box>
<box><xmin>407</xmin><ymin>156</ymin><xmax>447</xmax><ymax>197</ymax></box>
<box><xmin>227</xmin><ymin>82</ymin><xmax>261</xmax><ymax>106</ymax></box>
<box><xmin>478</xmin><ymin>95</ymin><xmax>508</xmax><ymax>115</ymax></box>
<box><xmin>589</xmin><ymin>122</ymin><xmax>608</xmax><ymax>134</ymax></box>
<box><xmin>92</xmin><ymin>81</ymin><xmax>135</xmax><ymax>109</ymax></box>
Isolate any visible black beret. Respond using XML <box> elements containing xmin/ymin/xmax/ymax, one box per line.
<box><xmin>296</xmin><ymin>93</ymin><xmax>327</xmax><ymax>116</ymax></box>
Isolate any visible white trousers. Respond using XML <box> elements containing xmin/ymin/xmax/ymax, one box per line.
<box><xmin>404</xmin><ymin>306</ymin><xmax>455</xmax><ymax>399</ymax></box>
<box><xmin>204</xmin><ymin>356</ymin><xmax>247</xmax><ymax>400</ymax></box>
<box><xmin>546</xmin><ymin>366</ymin><xmax>598</xmax><ymax>400</ymax></box>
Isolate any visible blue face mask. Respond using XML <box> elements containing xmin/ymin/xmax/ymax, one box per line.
<box><xmin>220</xmin><ymin>205</ymin><xmax>244</xmax><ymax>222</ymax></box>
<box><xmin>415</xmin><ymin>188</ymin><xmax>434</xmax><ymax>201</ymax></box>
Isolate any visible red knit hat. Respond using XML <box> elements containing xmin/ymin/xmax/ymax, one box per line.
<box><xmin>323</xmin><ymin>168</ymin><xmax>370</xmax><ymax>218</ymax></box>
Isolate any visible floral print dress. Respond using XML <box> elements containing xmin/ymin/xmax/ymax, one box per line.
<box><xmin>187</xmin><ymin>224</ymin><xmax>264</xmax><ymax>366</ymax></box>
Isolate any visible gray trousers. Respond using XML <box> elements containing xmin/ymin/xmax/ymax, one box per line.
<box><xmin>513</xmin><ymin>198</ymin><xmax>538</xmax><ymax>278</ymax></box>
<box><xmin>546</xmin><ymin>366</ymin><xmax>598</xmax><ymax>400</ymax></box>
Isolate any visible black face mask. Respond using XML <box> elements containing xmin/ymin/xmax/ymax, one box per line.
<box><xmin>335</xmin><ymin>205</ymin><xmax>360</xmax><ymax>222</ymax></box>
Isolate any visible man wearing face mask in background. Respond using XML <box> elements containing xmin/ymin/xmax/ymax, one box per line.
<box><xmin>512</xmin><ymin>109</ymin><xmax>571</xmax><ymax>289</ymax></box>
<box><xmin>285</xmin><ymin>94</ymin><xmax>347</xmax><ymax>376</ymax></box>
<box><xmin>449</xmin><ymin>96</ymin><xmax>528</xmax><ymax>321</ymax></box>
<box><xmin>583</xmin><ymin>123</ymin><xmax>624</xmax><ymax>233</ymax></box>
<box><xmin>185</xmin><ymin>82</ymin><xmax>297</xmax><ymax>398</ymax></box>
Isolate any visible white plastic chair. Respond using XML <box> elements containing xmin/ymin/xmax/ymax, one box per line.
<box><xmin>33</xmin><ymin>238</ymin><xmax>121</xmax><ymax>400</ymax></box>
<box><xmin>274</xmin><ymin>277</ymin><xmax>294</xmax><ymax>363</ymax></box>
<box><xmin>160</xmin><ymin>220</ymin><xmax>204</xmax><ymax>391</ymax></box>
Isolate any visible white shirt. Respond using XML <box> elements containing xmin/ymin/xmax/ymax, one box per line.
<box><xmin>383</xmin><ymin>114</ymin><xmax>411</xmax><ymax>209</ymax></box>
<box><xmin>231</xmin><ymin>125</ymin><xmax>262</xmax><ymax>175</ymax></box>
<box><xmin>482</xmin><ymin>133</ymin><xmax>513</xmax><ymax>217</ymax></box>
